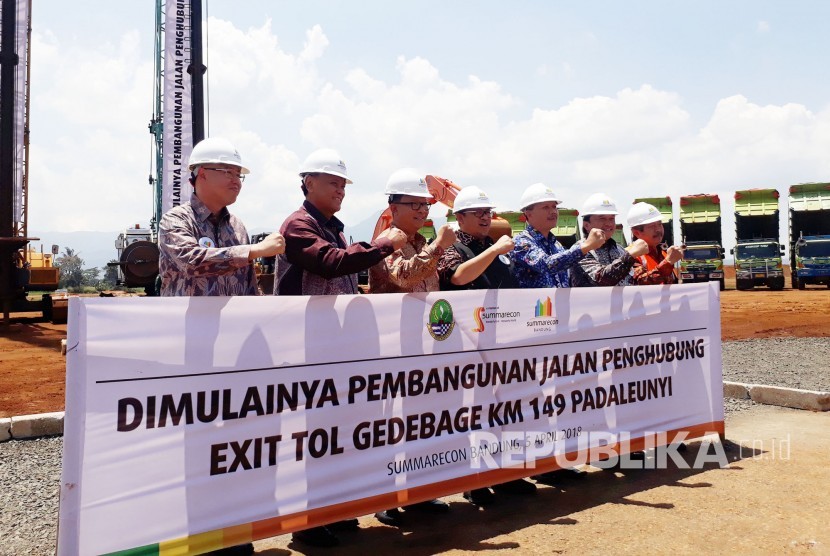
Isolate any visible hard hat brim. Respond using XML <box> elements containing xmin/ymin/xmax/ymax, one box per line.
<box><xmin>300</xmin><ymin>170</ymin><xmax>353</xmax><ymax>184</ymax></box>
<box><xmin>453</xmin><ymin>202</ymin><xmax>497</xmax><ymax>214</ymax></box>
<box><xmin>521</xmin><ymin>197</ymin><xmax>562</xmax><ymax>210</ymax></box>
<box><xmin>385</xmin><ymin>191</ymin><xmax>434</xmax><ymax>199</ymax></box>
<box><xmin>583</xmin><ymin>209</ymin><xmax>619</xmax><ymax>216</ymax></box>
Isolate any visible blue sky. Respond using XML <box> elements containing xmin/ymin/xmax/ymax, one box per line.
<box><xmin>25</xmin><ymin>1</ymin><xmax>830</xmax><ymax>258</ymax></box>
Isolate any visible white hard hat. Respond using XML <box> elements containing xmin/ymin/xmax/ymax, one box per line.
<box><xmin>299</xmin><ymin>148</ymin><xmax>352</xmax><ymax>184</ymax></box>
<box><xmin>188</xmin><ymin>137</ymin><xmax>249</xmax><ymax>174</ymax></box>
<box><xmin>627</xmin><ymin>202</ymin><xmax>663</xmax><ymax>227</ymax></box>
<box><xmin>520</xmin><ymin>183</ymin><xmax>562</xmax><ymax>210</ymax></box>
<box><xmin>582</xmin><ymin>193</ymin><xmax>619</xmax><ymax>216</ymax></box>
<box><xmin>384</xmin><ymin>168</ymin><xmax>432</xmax><ymax>198</ymax></box>
<box><xmin>453</xmin><ymin>186</ymin><xmax>497</xmax><ymax>213</ymax></box>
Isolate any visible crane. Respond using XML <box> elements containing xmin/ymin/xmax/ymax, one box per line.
<box><xmin>112</xmin><ymin>0</ymin><xmax>206</xmax><ymax>294</ymax></box>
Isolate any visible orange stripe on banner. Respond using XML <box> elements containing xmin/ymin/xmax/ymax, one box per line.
<box><xmin>245</xmin><ymin>420</ymin><xmax>725</xmax><ymax>540</ymax></box>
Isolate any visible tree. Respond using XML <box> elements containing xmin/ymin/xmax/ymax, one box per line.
<box><xmin>103</xmin><ymin>260</ymin><xmax>120</xmax><ymax>289</ymax></box>
<box><xmin>55</xmin><ymin>247</ymin><xmax>85</xmax><ymax>289</ymax></box>
<box><xmin>82</xmin><ymin>267</ymin><xmax>101</xmax><ymax>289</ymax></box>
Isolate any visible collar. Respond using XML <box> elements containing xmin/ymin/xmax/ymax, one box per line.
<box><xmin>526</xmin><ymin>224</ymin><xmax>555</xmax><ymax>242</ymax></box>
<box><xmin>456</xmin><ymin>229</ymin><xmax>493</xmax><ymax>247</ymax></box>
<box><xmin>601</xmin><ymin>237</ymin><xmax>618</xmax><ymax>249</ymax></box>
<box><xmin>191</xmin><ymin>192</ymin><xmax>230</xmax><ymax>224</ymax></box>
<box><xmin>303</xmin><ymin>200</ymin><xmax>345</xmax><ymax>233</ymax></box>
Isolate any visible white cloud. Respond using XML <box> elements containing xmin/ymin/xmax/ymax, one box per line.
<box><xmin>26</xmin><ymin>17</ymin><xmax>830</xmax><ymax>262</ymax></box>
<box><xmin>757</xmin><ymin>20</ymin><xmax>771</xmax><ymax>33</ymax></box>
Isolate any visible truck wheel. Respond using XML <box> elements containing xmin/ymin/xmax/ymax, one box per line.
<box><xmin>770</xmin><ymin>278</ymin><xmax>784</xmax><ymax>291</ymax></box>
<box><xmin>797</xmin><ymin>278</ymin><xmax>806</xmax><ymax>290</ymax></box>
<box><xmin>719</xmin><ymin>278</ymin><xmax>725</xmax><ymax>291</ymax></box>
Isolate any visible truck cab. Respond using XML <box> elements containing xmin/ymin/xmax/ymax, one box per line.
<box><xmin>792</xmin><ymin>235</ymin><xmax>830</xmax><ymax>289</ymax></box>
<box><xmin>732</xmin><ymin>241</ymin><xmax>785</xmax><ymax>290</ymax></box>
<box><xmin>732</xmin><ymin>189</ymin><xmax>785</xmax><ymax>290</ymax></box>
<box><xmin>789</xmin><ymin>183</ymin><xmax>830</xmax><ymax>290</ymax></box>
<box><xmin>680</xmin><ymin>242</ymin><xmax>725</xmax><ymax>289</ymax></box>
<box><xmin>679</xmin><ymin>194</ymin><xmax>725</xmax><ymax>290</ymax></box>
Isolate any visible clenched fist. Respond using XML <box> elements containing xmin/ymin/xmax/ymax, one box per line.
<box><xmin>384</xmin><ymin>227</ymin><xmax>409</xmax><ymax>251</ymax></box>
<box><xmin>249</xmin><ymin>232</ymin><xmax>285</xmax><ymax>259</ymax></box>
<box><xmin>582</xmin><ymin>228</ymin><xmax>606</xmax><ymax>252</ymax></box>
<box><xmin>435</xmin><ymin>224</ymin><xmax>457</xmax><ymax>249</ymax></box>
<box><xmin>626</xmin><ymin>238</ymin><xmax>649</xmax><ymax>257</ymax></box>
<box><xmin>491</xmin><ymin>234</ymin><xmax>515</xmax><ymax>255</ymax></box>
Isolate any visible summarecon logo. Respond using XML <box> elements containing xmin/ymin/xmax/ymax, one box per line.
<box><xmin>472</xmin><ymin>306</ymin><xmax>522</xmax><ymax>333</ymax></box>
<box><xmin>528</xmin><ymin>296</ymin><xmax>559</xmax><ymax>331</ymax></box>
<box><xmin>535</xmin><ymin>297</ymin><xmax>552</xmax><ymax>317</ymax></box>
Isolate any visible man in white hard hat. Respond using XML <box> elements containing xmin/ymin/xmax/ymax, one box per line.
<box><xmin>367</xmin><ymin>169</ymin><xmax>456</xmax><ymax>527</ymax></box>
<box><xmin>369</xmin><ymin>168</ymin><xmax>457</xmax><ymax>294</ymax></box>
<box><xmin>437</xmin><ymin>186</ymin><xmax>537</xmax><ymax>506</ymax></box>
<box><xmin>570</xmin><ymin>193</ymin><xmax>650</xmax><ymax>287</ymax></box>
<box><xmin>437</xmin><ymin>186</ymin><xmax>517</xmax><ymax>291</ymax></box>
<box><xmin>274</xmin><ymin>148</ymin><xmax>407</xmax><ymax>297</ymax></box>
<box><xmin>159</xmin><ymin>136</ymin><xmax>285</xmax><ymax>296</ymax></box>
<box><xmin>511</xmin><ymin>183</ymin><xmax>605</xmax><ymax>288</ymax></box>
<box><xmin>627</xmin><ymin>202</ymin><xmax>684</xmax><ymax>285</ymax></box>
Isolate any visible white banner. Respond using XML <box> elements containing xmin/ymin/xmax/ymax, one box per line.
<box><xmin>59</xmin><ymin>283</ymin><xmax>723</xmax><ymax>555</ymax></box>
<box><xmin>0</xmin><ymin>0</ymin><xmax>30</xmax><ymax>224</ymax></box>
<box><xmin>162</xmin><ymin>0</ymin><xmax>192</xmax><ymax>213</ymax></box>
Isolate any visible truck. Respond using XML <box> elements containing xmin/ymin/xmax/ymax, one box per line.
<box><xmin>633</xmin><ymin>196</ymin><xmax>674</xmax><ymax>246</ymax></box>
<box><xmin>550</xmin><ymin>208</ymin><xmax>580</xmax><ymax>248</ymax></box>
<box><xmin>112</xmin><ymin>225</ymin><xmax>159</xmax><ymax>294</ymax></box>
<box><xmin>788</xmin><ymin>183</ymin><xmax>830</xmax><ymax>290</ymax></box>
<box><xmin>679</xmin><ymin>194</ymin><xmax>725</xmax><ymax>290</ymax></box>
<box><xmin>731</xmin><ymin>189</ymin><xmax>785</xmax><ymax>290</ymax></box>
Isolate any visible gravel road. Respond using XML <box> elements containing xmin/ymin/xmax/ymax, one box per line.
<box><xmin>2</xmin><ymin>338</ymin><xmax>826</xmax><ymax>556</ymax></box>
<box><xmin>722</xmin><ymin>337</ymin><xmax>830</xmax><ymax>392</ymax></box>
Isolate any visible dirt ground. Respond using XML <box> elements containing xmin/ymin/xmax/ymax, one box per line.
<box><xmin>1</xmin><ymin>275</ymin><xmax>828</xmax><ymax>418</ymax></box>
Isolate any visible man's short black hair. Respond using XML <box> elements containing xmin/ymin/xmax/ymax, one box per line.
<box><xmin>300</xmin><ymin>173</ymin><xmax>320</xmax><ymax>197</ymax></box>
<box><xmin>388</xmin><ymin>194</ymin><xmax>403</xmax><ymax>205</ymax></box>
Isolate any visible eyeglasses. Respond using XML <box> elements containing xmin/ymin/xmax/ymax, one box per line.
<box><xmin>460</xmin><ymin>209</ymin><xmax>493</xmax><ymax>218</ymax></box>
<box><xmin>393</xmin><ymin>201</ymin><xmax>431</xmax><ymax>211</ymax></box>
<box><xmin>203</xmin><ymin>167</ymin><xmax>245</xmax><ymax>182</ymax></box>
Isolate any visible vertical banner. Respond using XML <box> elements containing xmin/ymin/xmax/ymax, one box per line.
<box><xmin>0</xmin><ymin>0</ymin><xmax>30</xmax><ymax>224</ymax></box>
<box><xmin>162</xmin><ymin>0</ymin><xmax>192</xmax><ymax>213</ymax></box>
<box><xmin>58</xmin><ymin>283</ymin><xmax>724</xmax><ymax>555</ymax></box>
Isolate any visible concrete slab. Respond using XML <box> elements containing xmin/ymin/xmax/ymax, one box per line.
<box><xmin>749</xmin><ymin>384</ymin><xmax>830</xmax><ymax>411</ymax></box>
<box><xmin>723</xmin><ymin>380</ymin><xmax>750</xmax><ymax>399</ymax></box>
<box><xmin>0</xmin><ymin>418</ymin><xmax>10</xmax><ymax>442</ymax></box>
<box><xmin>10</xmin><ymin>411</ymin><xmax>64</xmax><ymax>439</ymax></box>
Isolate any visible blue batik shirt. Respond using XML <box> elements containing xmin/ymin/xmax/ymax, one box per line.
<box><xmin>510</xmin><ymin>224</ymin><xmax>586</xmax><ymax>288</ymax></box>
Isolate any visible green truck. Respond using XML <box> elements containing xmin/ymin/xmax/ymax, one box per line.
<box><xmin>633</xmin><ymin>196</ymin><xmax>674</xmax><ymax>246</ymax></box>
<box><xmin>679</xmin><ymin>194</ymin><xmax>725</xmax><ymax>290</ymax></box>
<box><xmin>550</xmin><ymin>208</ymin><xmax>580</xmax><ymax>248</ymax></box>
<box><xmin>789</xmin><ymin>183</ymin><xmax>830</xmax><ymax>289</ymax></box>
<box><xmin>731</xmin><ymin>189</ymin><xmax>785</xmax><ymax>290</ymax></box>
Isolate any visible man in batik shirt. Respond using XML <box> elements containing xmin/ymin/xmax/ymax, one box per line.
<box><xmin>369</xmin><ymin>168</ymin><xmax>456</xmax><ymax>293</ymax></box>
<box><xmin>570</xmin><ymin>193</ymin><xmax>649</xmax><ymax>287</ymax></box>
<box><xmin>510</xmin><ymin>183</ymin><xmax>605</xmax><ymax>288</ymax></box>
<box><xmin>159</xmin><ymin>137</ymin><xmax>285</xmax><ymax>297</ymax></box>
<box><xmin>368</xmin><ymin>168</ymin><xmax>457</xmax><ymax>527</ymax></box>
<box><xmin>437</xmin><ymin>185</ymin><xmax>538</xmax><ymax>507</ymax></box>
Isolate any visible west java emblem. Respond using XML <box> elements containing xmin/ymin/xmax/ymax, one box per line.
<box><xmin>427</xmin><ymin>299</ymin><xmax>455</xmax><ymax>341</ymax></box>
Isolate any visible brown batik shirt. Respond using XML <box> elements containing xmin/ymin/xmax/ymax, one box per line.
<box><xmin>158</xmin><ymin>193</ymin><xmax>258</xmax><ymax>296</ymax></box>
<box><xmin>368</xmin><ymin>231</ymin><xmax>444</xmax><ymax>293</ymax></box>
